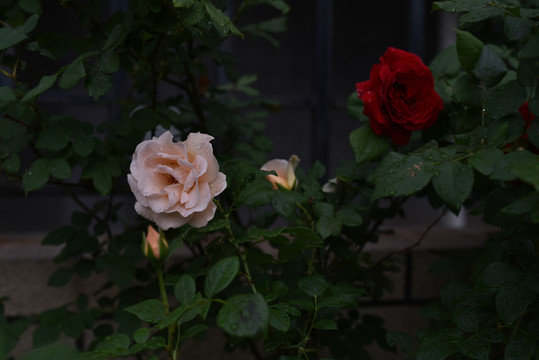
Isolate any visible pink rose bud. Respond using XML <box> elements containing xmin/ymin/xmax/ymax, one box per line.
<box><xmin>143</xmin><ymin>225</ymin><xmax>169</xmax><ymax>261</ymax></box>
<box><xmin>261</xmin><ymin>155</ymin><xmax>300</xmax><ymax>190</ymax></box>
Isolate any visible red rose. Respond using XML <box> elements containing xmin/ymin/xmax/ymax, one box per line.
<box><xmin>356</xmin><ymin>47</ymin><xmax>444</xmax><ymax>145</ymax></box>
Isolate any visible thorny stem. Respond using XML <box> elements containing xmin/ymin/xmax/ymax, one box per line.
<box><xmin>4</xmin><ymin>114</ymin><xmax>33</xmax><ymax>128</ymax></box>
<box><xmin>156</xmin><ymin>265</ymin><xmax>175</xmax><ymax>360</ymax></box>
<box><xmin>215</xmin><ymin>199</ymin><xmax>257</xmax><ymax>293</ymax></box>
<box><xmin>297</xmin><ymin>295</ymin><xmax>319</xmax><ymax>359</ymax></box>
<box><xmin>361</xmin><ymin>209</ymin><xmax>448</xmax><ymax>277</ymax></box>
<box><xmin>62</xmin><ymin>184</ymin><xmax>103</xmax><ymax>224</ymax></box>
<box><xmin>296</xmin><ymin>202</ymin><xmax>314</xmax><ymax>228</ymax></box>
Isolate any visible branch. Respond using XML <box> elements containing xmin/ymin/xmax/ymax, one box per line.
<box><xmin>361</xmin><ymin>209</ymin><xmax>448</xmax><ymax>277</ymax></box>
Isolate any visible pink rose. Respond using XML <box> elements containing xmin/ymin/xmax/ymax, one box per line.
<box><xmin>261</xmin><ymin>155</ymin><xmax>300</xmax><ymax>190</ymax></box>
<box><xmin>128</xmin><ymin>131</ymin><xmax>227</xmax><ymax>230</ymax></box>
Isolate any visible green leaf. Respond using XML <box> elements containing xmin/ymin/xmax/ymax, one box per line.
<box><xmin>180</xmin><ymin>324</ymin><xmax>208</xmax><ymax>341</ymax></box>
<box><xmin>61</xmin><ymin>313</ymin><xmax>85</xmax><ymax>338</ymax></box>
<box><xmin>502</xmin><ymin>192</ymin><xmax>539</xmax><ymax>216</ymax></box>
<box><xmin>22</xmin><ymin>74</ymin><xmax>57</xmax><ymax>102</ymax></box>
<box><xmin>42</xmin><ymin>226</ymin><xmax>76</xmax><ymax>245</ymax></box>
<box><xmin>48</xmin><ymin>267</ymin><xmax>72</xmax><ymax>287</ymax></box>
<box><xmin>36</xmin><ymin>124</ymin><xmax>70</xmax><ymax>152</ymax></box>
<box><xmin>432</xmin><ymin>161</ymin><xmax>474</xmax><ymax>210</ymax></box>
<box><xmin>22</xmin><ymin>158</ymin><xmax>49</xmax><ymax>194</ymax></box>
<box><xmin>456</xmin><ymin>29</ymin><xmax>483</xmax><ymax>72</ymax></box>
<box><xmin>103</xmin><ymin>24</ymin><xmax>126</xmax><ymax>51</ymax></box>
<box><xmin>82</xmin><ymin>161</ymin><xmax>113</xmax><ymax>195</ymax></box>
<box><xmin>508</xmin><ymin>153</ymin><xmax>539</xmax><ymax>191</ymax></box>
<box><xmin>72</xmin><ymin>134</ymin><xmax>94</xmax><ymax>157</ymax></box>
<box><xmin>267</xmin><ymin>0</ymin><xmax>290</xmax><ymax>13</ymax></box>
<box><xmin>174</xmin><ymin>275</ymin><xmax>196</xmax><ymax>305</ymax></box>
<box><xmin>504</xmin><ymin>334</ymin><xmax>535</xmax><ymax>360</ymax></box>
<box><xmin>93</xmin><ymin>169</ymin><xmax>112</xmax><ymax>195</ymax></box>
<box><xmin>416</xmin><ymin>328</ymin><xmax>462</xmax><ymax>360</ymax></box>
<box><xmin>429</xmin><ymin>45</ymin><xmax>461</xmax><ymax>78</ymax></box>
<box><xmin>468</xmin><ymin>147</ymin><xmax>504</xmax><ymax>175</ymax></box>
<box><xmin>346</xmin><ymin>92</ymin><xmax>367</xmax><ymax>122</ymax></box>
<box><xmin>386</xmin><ymin>331</ymin><xmax>415</xmax><ymax>353</ymax></box>
<box><xmin>85</xmin><ymin>69</ymin><xmax>113</xmax><ymax>100</ymax></box>
<box><xmin>95</xmin><ymin>334</ymin><xmax>130</xmax><ymax>356</ymax></box>
<box><xmin>124</xmin><ymin>299</ymin><xmax>166</xmax><ymax>324</ymax></box>
<box><xmin>485</xmin><ymin>80</ymin><xmax>526</xmax><ymax>121</ymax></box>
<box><xmin>336</xmin><ymin>207</ymin><xmax>363</xmax><ymax>227</ymax></box>
<box><xmin>0</xmin><ymin>87</ymin><xmax>16</xmax><ymax>102</ymax></box>
<box><xmin>204</xmin><ymin>256</ymin><xmax>239</xmax><ymax>298</ymax></box>
<box><xmin>453</xmin><ymin>307</ymin><xmax>479</xmax><ymax>333</ymax></box>
<box><xmin>452</xmin><ymin>73</ymin><xmax>481</xmax><ymax>106</ymax></box>
<box><xmin>22</xmin><ymin>343</ymin><xmax>80</xmax><ymax>360</ymax></box>
<box><xmin>370</xmin><ymin>152</ymin><xmax>433</xmax><ymax>200</ymax></box>
<box><xmin>203</xmin><ymin>1</ymin><xmax>243</xmax><ymax>38</ymax></box>
<box><xmin>519</xmin><ymin>33</ymin><xmax>539</xmax><ymax>59</ymax></box>
<box><xmin>48</xmin><ymin>158</ymin><xmax>71</xmax><ymax>179</ymax></box>
<box><xmin>0</xmin><ymin>27</ymin><xmax>28</xmax><ymax>50</ymax></box>
<box><xmin>23</xmin><ymin>15</ymin><xmax>39</xmax><ymax>34</ymax></box>
<box><xmin>459</xmin><ymin>335</ymin><xmax>490</xmax><ymax>360</ymax></box>
<box><xmin>505</xmin><ymin>16</ymin><xmax>533</xmax><ymax>42</ymax></box>
<box><xmin>271</xmin><ymin>190</ymin><xmax>303</xmax><ymax>217</ymax></box>
<box><xmin>496</xmin><ymin>282</ymin><xmax>536</xmax><ymax>325</ymax></box>
<box><xmin>313</xmin><ymin>319</ymin><xmax>337</xmax><ymax>330</ymax></box>
<box><xmin>32</xmin><ymin>323</ymin><xmax>61</xmax><ymax>348</ymax></box>
<box><xmin>349</xmin><ymin>125</ymin><xmax>388</xmax><ymax>164</ymax></box>
<box><xmin>298</xmin><ymin>274</ymin><xmax>328</xmax><ymax>297</ymax></box>
<box><xmin>133</xmin><ymin>328</ymin><xmax>150</xmax><ymax>344</ymax></box>
<box><xmin>182</xmin><ymin>1</ymin><xmax>206</xmax><ymax>25</ymax></box>
<box><xmin>96</xmin><ymin>50</ymin><xmax>119</xmax><ymax>74</ymax></box>
<box><xmin>440</xmin><ymin>281</ymin><xmax>469</xmax><ymax>307</ymax></box>
<box><xmin>173</xmin><ymin>0</ymin><xmax>195</xmax><ymax>7</ymax></box>
<box><xmin>269</xmin><ymin>309</ymin><xmax>290</xmax><ymax>331</ymax></box>
<box><xmin>528</xmin><ymin>120</ymin><xmax>539</xmax><ymax>149</ymax></box>
<box><xmin>476</xmin><ymin>262</ymin><xmax>522</xmax><ymax>290</ymax></box>
<box><xmin>472</xmin><ymin>45</ymin><xmax>507</xmax><ymax>87</ymax></box>
<box><xmin>315</xmin><ymin>215</ymin><xmax>341</xmax><ymax>240</ymax></box>
<box><xmin>217</xmin><ymin>293</ymin><xmax>268</xmax><ymax>337</ymax></box>
<box><xmin>236</xmin><ymin>177</ymin><xmax>273</xmax><ymax>207</ymax></box>
<box><xmin>59</xmin><ymin>59</ymin><xmax>86</xmax><ymax>90</ymax></box>
<box><xmin>3</xmin><ymin>154</ymin><xmax>20</xmax><ymax>173</ymax></box>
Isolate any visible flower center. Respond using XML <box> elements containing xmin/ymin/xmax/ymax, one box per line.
<box><xmin>165</xmin><ymin>174</ymin><xmax>178</xmax><ymax>185</ymax></box>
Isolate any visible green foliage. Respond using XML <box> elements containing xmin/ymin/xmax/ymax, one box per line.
<box><xmin>2</xmin><ymin>0</ymin><xmax>539</xmax><ymax>359</ymax></box>
<box><xmin>216</xmin><ymin>293</ymin><xmax>269</xmax><ymax>337</ymax></box>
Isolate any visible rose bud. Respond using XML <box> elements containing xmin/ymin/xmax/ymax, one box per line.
<box><xmin>261</xmin><ymin>155</ymin><xmax>300</xmax><ymax>190</ymax></box>
<box><xmin>143</xmin><ymin>225</ymin><xmax>169</xmax><ymax>261</ymax></box>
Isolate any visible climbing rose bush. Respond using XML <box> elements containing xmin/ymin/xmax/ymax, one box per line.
<box><xmin>356</xmin><ymin>47</ymin><xmax>443</xmax><ymax>145</ymax></box>
<box><xmin>128</xmin><ymin>131</ymin><xmax>227</xmax><ymax>230</ymax></box>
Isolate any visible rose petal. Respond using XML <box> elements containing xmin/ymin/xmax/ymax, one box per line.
<box><xmin>261</xmin><ymin>159</ymin><xmax>290</xmax><ymax>189</ymax></box>
<box><xmin>210</xmin><ymin>172</ymin><xmax>227</xmax><ymax>197</ymax></box>
<box><xmin>188</xmin><ymin>201</ymin><xmax>217</xmax><ymax>228</ymax></box>
<box><xmin>127</xmin><ymin>174</ymin><xmax>148</xmax><ymax>207</ymax></box>
<box><xmin>135</xmin><ymin>202</ymin><xmax>190</xmax><ymax>230</ymax></box>
<box><xmin>184</xmin><ymin>132</ymin><xmax>219</xmax><ymax>183</ymax></box>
